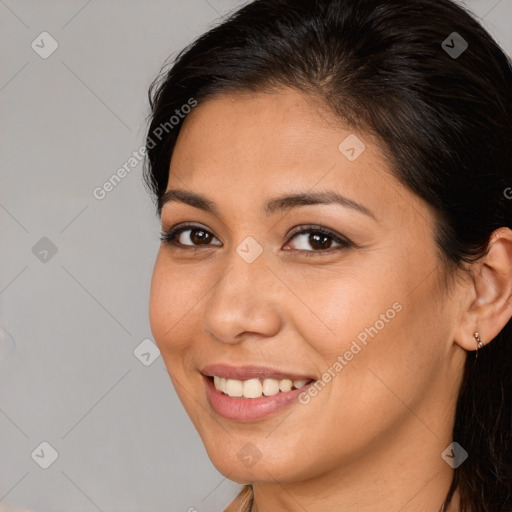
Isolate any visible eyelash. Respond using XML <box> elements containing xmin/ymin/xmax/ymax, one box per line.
<box><xmin>159</xmin><ymin>223</ymin><xmax>353</xmax><ymax>257</ymax></box>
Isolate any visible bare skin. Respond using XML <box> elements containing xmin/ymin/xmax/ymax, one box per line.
<box><xmin>149</xmin><ymin>87</ymin><xmax>512</xmax><ymax>512</ymax></box>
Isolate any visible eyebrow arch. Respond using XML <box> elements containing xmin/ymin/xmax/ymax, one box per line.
<box><xmin>160</xmin><ymin>189</ymin><xmax>376</xmax><ymax>220</ymax></box>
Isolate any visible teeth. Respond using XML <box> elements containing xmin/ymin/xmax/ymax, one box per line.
<box><xmin>214</xmin><ymin>376</ymin><xmax>227</xmax><ymax>393</ymax></box>
<box><xmin>243</xmin><ymin>378</ymin><xmax>262</xmax><ymax>398</ymax></box>
<box><xmin>225</xmin><ymin>378</ymin><xmax>243</xmax><ymax>397</ymax></box>
<box><xmin>279</xmin><ymin>379</ymin><xmax>293</xmax><ymax>392</ymax></box>
<box><xmin>262</xmin><ymin>378</ymin><xmax>280</xmax><ymax>396</ymax></box>
<box><xmin>212</xmin><ymin>376</ymin><xmax>310</xmax><ymax>398</ymax></box>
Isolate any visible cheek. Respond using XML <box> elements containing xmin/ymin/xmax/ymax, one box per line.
<box><xmin>324</xmin><ymin>279</ymin><xmax>446</xmax><ymax>424</ymax></box>
<box><xmin>287</xmin><ymin>263</ymin><xmax>402</xmax><ymax>358</ymax></box>
<box><xmin>149</xmin><ymin>254</ymin><xmax>196</xmax><ymax>357</ymax></box>
<box><xmin>296</xmin><ymin>257</ymin><xmax>445</xmax><ymax>413</ymax></box>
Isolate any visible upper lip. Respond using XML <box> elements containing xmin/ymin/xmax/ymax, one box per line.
<box><xmin>201</xmin><ymin>364</ymin><xmax>316</xmax><ymax>381</ymax></box>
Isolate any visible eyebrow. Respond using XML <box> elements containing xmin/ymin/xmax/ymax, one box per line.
<box><xmin>160</xmin><ymin>189</ymin><xmax>376</xmax><ymax>220</ymax></box>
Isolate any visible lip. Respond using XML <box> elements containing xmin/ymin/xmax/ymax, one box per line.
<box><xmin>201</xmin><ymin>367</ymin><xmax>317</xmax><ymax>422</ymax></box>
<box><xmin>201</xmin><ymin>364</ymin><xmax>315</xmax><ymax>381</ymax></box>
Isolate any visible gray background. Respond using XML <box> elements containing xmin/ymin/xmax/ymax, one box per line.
<box><xmin>0</xmin><ymin>1</ymin><xmax>511</xmax><ymax>511</ymax></box>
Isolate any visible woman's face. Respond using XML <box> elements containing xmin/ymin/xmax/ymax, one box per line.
<box><xmin>149</xmin><ymin>88</ymin><xmax>465</xmax><ymax>485</ymax></box>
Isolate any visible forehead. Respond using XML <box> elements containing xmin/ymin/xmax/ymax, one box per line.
<box><xmin>175</xmin><ymin>88</ymin><xmax>357</xmax><ymax>170</ymax></box>
<box><xmin>166</xmin><ymin>88</ymin><xmax>428</xmax><ymax>226</ymax></box>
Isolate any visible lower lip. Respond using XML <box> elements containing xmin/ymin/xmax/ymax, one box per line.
<box><xmin>203</xmin><ymin>375</ymin><xmax>315</xmax><ymax>422</ymax></box>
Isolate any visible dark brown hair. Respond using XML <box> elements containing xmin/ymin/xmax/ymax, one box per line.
<box><xmin>143</xmin><ymin>1</ymin><xmax>512</xmax><ymax>509</ymax></box>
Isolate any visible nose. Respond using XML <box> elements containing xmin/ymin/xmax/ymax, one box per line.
<box><xmin>202</xmin><ymin>244</ymin><xmax>283</xmax><ymax>345</ymax></box>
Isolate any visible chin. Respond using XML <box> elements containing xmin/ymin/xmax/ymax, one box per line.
<box><xmin>203</xmin><ymin>437</ymin><xmax>306</xmax><ymax>485</ymax></box>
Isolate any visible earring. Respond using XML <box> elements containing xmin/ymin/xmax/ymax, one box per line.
<box><xmin>474</xmin><ymin>332</ymin><xmax>484</xmax><ymax>358</ymax></box>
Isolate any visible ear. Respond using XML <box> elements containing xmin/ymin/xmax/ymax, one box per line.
<box><xmin>454</xmin><ymin>227</ymin><xmax>512</xmax><ymax>351</ymax></box>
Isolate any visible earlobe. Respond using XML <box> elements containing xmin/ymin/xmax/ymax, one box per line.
<box><xmin>454</xmin><ymin>227</ymin><xmax>512</xmax><ymax>352</ymax></box>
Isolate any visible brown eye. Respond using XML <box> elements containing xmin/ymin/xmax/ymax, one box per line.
<box><xmin>305</xmin><ymin>232</ymin><xmax>333</xmax><ymax>250</ymax></box>
<box><xmin>160</xmin><ymin>225</ymin><xmax>222</xmax><ymax>247</ymax></box>
<box><xmin>185</xmin><ymin>228</ymin><xmax>213</xmax><ymax>245</ymax></box>
<box><xmin>160</xmin><ymin>224</ymin><xmax>353</xmax><ymax>256</ymax></box>
<box><xmin>284</xmin><ymin>226</ymin><xmax>353</xmax><ymax>255</ymax></box>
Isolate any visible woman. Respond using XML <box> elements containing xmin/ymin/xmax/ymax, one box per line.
<box><xmin>143</xmin><ymin>0</ymin><xmax>512</xmax><ymax>510</ymax></box>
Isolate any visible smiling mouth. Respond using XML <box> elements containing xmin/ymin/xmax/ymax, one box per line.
<box><xmin>210</xmin><ymin>376</ymin><xmax>314</xmax><ymax>399</ymax></box>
